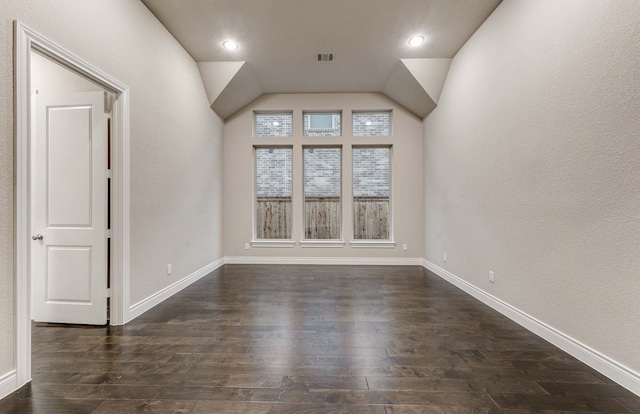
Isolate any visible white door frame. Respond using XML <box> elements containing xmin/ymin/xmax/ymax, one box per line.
<box><xmin>14</xmin><ymin>21</ymin><xmax>131</xmax><ymax>388</ymax></box>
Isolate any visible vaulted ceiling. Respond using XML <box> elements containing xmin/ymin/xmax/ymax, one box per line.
<box><xmin>142</xmin><ymin>0</ymin><xmax>502</xmax><ymax>118</ymax></box>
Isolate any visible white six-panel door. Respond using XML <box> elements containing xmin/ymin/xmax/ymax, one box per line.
<box><xmin>32</xmin><ymin>91</ymin><xmax>108</xmax><ymax>325</ymax></box>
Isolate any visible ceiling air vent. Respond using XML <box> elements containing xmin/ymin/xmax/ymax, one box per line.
<box><xmin>316</xmin><ymin>53</ymin><xmax>334</xmax><ymax>62</ymax></box>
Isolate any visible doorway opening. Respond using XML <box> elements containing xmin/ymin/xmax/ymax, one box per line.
<box><xmin>30</xmin><ymin>50</ymin><xmax>113</xmax><ymax>326</ymax></box>
<box><xmin>14</xmin><ymin>21</ymin><xmax>131</xmax><ymax>390</ymax></box>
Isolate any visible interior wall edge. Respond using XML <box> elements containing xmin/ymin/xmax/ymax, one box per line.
<box><xmin>422</xmin><ymin>259</ymin><xmax>640</xmax><ymax>398</ymax></box>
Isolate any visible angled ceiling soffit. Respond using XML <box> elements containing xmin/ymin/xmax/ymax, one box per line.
<box><xmin>198</xmin><ymin>61</ymin><xmax>263</xmax><ymax>119</ymax></box>
<box><xmin>401</xmin><ymin>58</ymin><xmax>451</xmax><ymax>105</ymax></box>
<box><xmin>382</xmin><ymin>58</ymin><xmax>451</xmax><ymax>118</ymax></box>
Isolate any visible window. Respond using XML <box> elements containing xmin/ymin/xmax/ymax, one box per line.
<box><xmin>353</xmin><ymin>147</ymin><xmax>391</xmax><ymax>240</ymax></box>
<box><xmin>352</xmin><ymin>111</ymin><xmax>391</xmax><ymax>136</ymax></box>
<box><xmin>303</xmin><ymin>111</ymin><xmax>341</xmax><ymax>136</ymax></box>
<box><xmin>303</xmin><ymin>147</ymin><xmax>341</xmax><ymax>240</ymax></box>
<box><xmin>255</xmin><ymin>147</ymin><xmax>292</xmax><ymax>240</ymax></box>
<box><xmin>254</xmin><ymin>112</ymin><xmax>293</xmax><ymax>137</ymax></box>
<box><xmin>309</xmin><ymin>114</ymin><xmax>333</xmax><ymax>129</ymax></box>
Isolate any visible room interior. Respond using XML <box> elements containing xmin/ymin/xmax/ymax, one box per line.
<box><xmin>0</xmin><ymin>0</ymin><xmax>638</xmax><ymax>412</ymax></box>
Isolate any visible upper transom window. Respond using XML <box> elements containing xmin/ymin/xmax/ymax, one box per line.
<box><xmin>352</xmin><ymin>111</ymin><xmax>391</xmax><ymax>136</ymax></box>
<box><xmin>303</xmin><ymin>111</ymin><xmax>341</xmax><ymax>137</ymax></box>
<box><xmin>254</xmin><ymin>112</ymin><xmax>293</xmax><ymax>137</ymax></box>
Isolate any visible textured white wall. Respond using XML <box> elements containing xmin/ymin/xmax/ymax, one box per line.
<box><xmin>0</xmin><ymin>0</ymin><xmax>224</xmax><ymax>377</ymax></box>
<box><xmin>224</xmin><ymin>93</ymin><xmax>424</xmax><ymax>258</ymax></box>
<box><xmin>424</xmin><ymin>0</ymin><xmax>640</xmax><ymax>372</ymax></box>
<box><xmin>0</xmin><ymin>12</ymin><xmax>12</xmax><ymax>377</ymax></box>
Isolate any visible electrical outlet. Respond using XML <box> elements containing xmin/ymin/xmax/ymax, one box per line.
<box><xmin>443</xmin><ymin>252</ymin><xmax>447</xmax><ymax>262</ymax></box>
<box><xmin>167</xmin><ymin>264</ymin><xmax>172</xmax><ymax>275</ymax></box>
<box><xmin>402</xmin><ymin>244</ymin><xmax>408</xmax><ymax>251</ymax></box>
<box><xmin>245</xmin><ymin>243</ymin><xmax>250</xmax><ymax>250</ymax></box>
<box><xmin>489</xmin><ymin>271</ymin><xmax>495</xmax><ymax>283</ymax></box>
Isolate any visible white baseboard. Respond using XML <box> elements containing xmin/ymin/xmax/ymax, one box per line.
<box><xmin>127</xmin><ymin>258</ymin><xmax>225</xmax><ymax>322</ymax></box>
<box><xmin>422</xmin><ymin>259</ymin><xmax>640</xmax><ymax>397</ymax></box>
<box><xmin>0</xmin><ymin>370</ymin><xmax>17</xmax><ymax>400</ymax></box>
<box><xmin>225</xmin><ymin>256</ymin><xmax>423</xmax><ymax>266</ymax></box>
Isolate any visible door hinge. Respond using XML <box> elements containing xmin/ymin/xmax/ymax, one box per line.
<box><xmin>106</xmin><ymin>288</ymin><xmax>111</xmax><ymax>298</ymax></box>
<box><xmin>104</xmin><ymin>91</ymin><xmax>115</xmax><ymax>114</ymax></box>
<box><xmin>106</xmin><ymin>229</ymin><xmax>112</xmax><ymax>238</ymax></box>
<box><xmin>105</xmin><ymin>169</ymin><xmax>112</xmax><ymax>179</ymax></box>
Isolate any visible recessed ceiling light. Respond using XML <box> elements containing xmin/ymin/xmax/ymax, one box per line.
<box><xmin>222</xmin><ymin>40</ymin><xmax>239</xmax><ymax>50</ymax></box>
<box><xmin>272</xmin><ymin>121</ymin><xmax>279</xmax><ymax>126</ymax></box>
<box><xmin>365</xmin><ymin>121</ymin><xmax>373</xmax><ymax>126</ymax></box>
<box><xmin>408</xmin><ymin>35</ymin><xmax>425</xmax><ymax>47</ymax></box>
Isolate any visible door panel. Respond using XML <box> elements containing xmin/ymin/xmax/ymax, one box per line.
<box><xmin>47</xmin><ymin>105</ymin><xmax>93</xmax><ymax>227</ymax></box>
<box><xmin>33</xmin><ymin>91</ymin><xmax>108</xmax><ymax>325</ymax></box>
<box><xmin>46</xmin><ymin>246</ymin><xmax>92</xmax><ymax>303</ymax></box>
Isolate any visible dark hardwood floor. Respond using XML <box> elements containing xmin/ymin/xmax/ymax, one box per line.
<box><xmin>2</xmin><ymin>264</ymin><xmax>639</xmax><ymax>413</ymax></box>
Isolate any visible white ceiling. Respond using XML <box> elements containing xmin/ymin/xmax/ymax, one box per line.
<box><xmin>141</xmin><ymin>0</ymin><xmax>502</xmax><ymax>95</ymax></box>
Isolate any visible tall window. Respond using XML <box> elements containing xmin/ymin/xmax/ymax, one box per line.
<box><xmin>353</xmin><ymin>146</ymin><xmax>391</xmax><ymax>240</ymax></box>
<box><xmin>303</xmin><ymin>112</ymin><xmax>341</xmax><ymax>136</ymax></box>
<box><xmin>303</xmin><ymin>147</ymin><xmax>341</xmax><ymax>239</ymax></box>
<box><xmin>255</xmin><ymin>147</ymin><xmax>292</xmax><ymax>239</ymax></box>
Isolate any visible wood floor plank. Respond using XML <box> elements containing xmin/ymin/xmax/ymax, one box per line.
<box><xmin>191</xmin><ymin>400</ymin><xmax>274</xmax><ymax>413</ymax></box>
<box><xmin>268</xmin><ymin>403</ymin><xmax>387</xmax><ymax>414</ymax></box>
<box><xmin>282</xmin><ymin>375</ymin><xmax>369</xmax><ymax>390</ymax></box>
<box><xmin>366</xmin><ymin>377</ymin><xmax>471</xmax><ymax>392</ymax></box>
<box><xmin>537</xmin><ymin>382</ymin><xmax>639</xmax><ymax>399</ymax></box>
<box><xmin>91</xmin><ymin>399</ymin><xmax>196</xmax><ymax>413</ymax></box>
<box><xmin>489</xmin><ymin>393</ymin><xmax>631</xmax><ymax>412</ymax></box>
<box><xmin>0</xmin><ymin>398</ymin><xmax>103</xmax><ymax>414</ymax></box>
<box><xmin>2</xmin><ymin>264</ymin><xmax>638</xmax><ymax>413</ymax></box>
<box><xmin>615</xmin><ymin>397</ymin><xmax>640</xmax><ymax>413</ymax></box>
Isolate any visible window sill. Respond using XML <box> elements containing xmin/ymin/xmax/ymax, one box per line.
<box><xmin>349</xmin><ymin>241</ymin><xmax>396</xmax><ymax>248</ymax></box>
<box><xmin>300</xmin><ymin>240</ymin><xmax>345</xmax><ymax>248</ymax></box>
<box><xmin>251</xmin><ymin>240</ymin><xmax>295</xmax><ymax>248</ymax></box>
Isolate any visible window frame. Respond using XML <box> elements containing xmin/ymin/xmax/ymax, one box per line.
<box><xmin>252</xmin><ymin>145</ymin><xmax>295</xmax><ymax>247</ymax></box>
<box><xmin>300</xmin><ymin>145</ymin><xmax>345</xmax><ymax>247</ymax></box>
<box><xmin>350</xmin><ymin>144</ymin><xmax>395</xmax><ymax>248</ymax></box>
